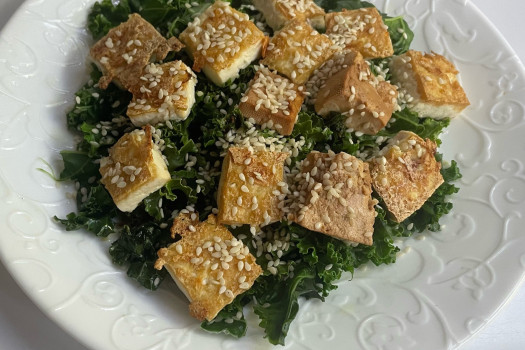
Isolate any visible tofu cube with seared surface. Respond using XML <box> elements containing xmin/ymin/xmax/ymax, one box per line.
<box><xmin>315</xmin><ymin>51</ymin><xmax>398</xmax><ymax>135</ymax></box>
<box><xmin>99</xmin><ymin>125</ymin><xmax>171</xmax><ymax>212</ymax></box>
<box><xmin>291</xmin><ymin>151</ymin><xmax>377</xmax><ymax>246</ymax></box>
<box><xmin>261</xmin><ymin>18</ymin><xmax>336</xmax><ymax>85</ymax></box>
<box><xmin>369</xmin><ymin>130</ymin><xmax>444</xmax><ymax>222</ymax></box>
<box><xmin>155</xmin><ymin>214</ymin><xmax>262</xmax><ymax>321</ymax></box>
<box><xmin>180</xmin><ymin>1</ymin><xmax>268</xmax><ymax>86</ymax></box>
<box><xmin>90</xmin><ymin>13</ymin><xmax>184</xmax><ymax>90</ymax></box>
<box><xmin>217</xmin><ymin>147</ymin><xmax>288</xmax><ymax>226</ymax></box>
<box><xmin>305</xmin><ymin>51</ymin><xmax>352</xmax><ymax>105</ymax></box>
<box><xmin>239</xmin><ymin>65</ymin><xmax>305</xmax><ymax>135</ymax></box>
<box><xmin>127</xmin><ymin>61</ymin><xmax>197</xmax><ymax>127</ymax></box>
<box><xmin>389</xmin><ymin>50</ymin><xmax>470</xmax><ymax>119</ymax></box>
<box><xmin>325</xmin><ymin>7</ymin><xmax>393</xmax><ymax>59</ymax></box>
<box><xmin>252</xmin><ymin>0</ymin><xmax>326</xmax><ymax>31</ymax></box>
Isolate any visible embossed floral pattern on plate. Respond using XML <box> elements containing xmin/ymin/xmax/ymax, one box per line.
<box><xmin>0</xmin><ymin>0</ymin><xmax>524</xmax><ymax>349</ymax></box>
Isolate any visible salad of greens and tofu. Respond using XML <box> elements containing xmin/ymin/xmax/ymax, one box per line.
<box><xmin>55</xmin><ymin>0</ymin><xmax>467</xmax><ymax>345</ymax></box>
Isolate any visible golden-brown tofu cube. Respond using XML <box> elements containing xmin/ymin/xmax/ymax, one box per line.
<box><xmin>291</xmin><ymin>151</ymin><xmax>376</xmax><ymax>246</ymax></box>
<box><xmin>239</xmin><ymin>66</ymin><xmax>305</xmax><ymax>135</ymax></box>
<box><xmin>179</xmin><ymin>1</ymin><xmax>268</xmax><ymax>86</ymax></box>
<box><xmin>314</xmin><ymin>51</ymin><xmax>398</xmax><ymax>135</ymax></box>
<box><xmin>126</xmin><ymin>61</ymin><xmax>197</xmax><ymax>127</ymax></box>
<box><xmin>90</xmin><ymin>13</ymin><xmax>183</xmax><ymax>90</ymax></box>
<box><xmin>369</xmin><ymin>131</ymin><xmax>444</xmax><ymax>222</ymax></box>
<box><xmin>261</xmin><ymin>18</ymin><xmax>336</xmax><ymax>85</ymax></box>
<box><xmin>305</xmin><ymin>51</ymin><xmax>352</xmax><ymax>105</ymax></box>
<box><xmin>325</xmin><ymin>7</ymin><xmax>393</xmax><ymax>59</ymax></box>
<box><xmin>155</xmin><ymin>214</ymin><xmax>262</xmax><ymax>321</ymax></box>
<box><xmin>217</xmin><ymin>147</ymin><xmax>288</xmax><ymax>226</ymax></box>
<box><xmin>252</xmin><ymin>0</ymin><xmax>325</xmax><ymax>30</ymax></box>
<box><xmin>389</xmin><ymin>50</ymin><xmax>470</xmax><ymax>119</ymax></box>
<box><xmin>99</xmin><ymin>125</ymin><xmax>171</xmax><ymax>212</ymax></box>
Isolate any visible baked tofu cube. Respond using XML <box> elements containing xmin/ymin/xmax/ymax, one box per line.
<box><xmin>252</xmin><ymin>0</ymin><xmax>325</xmax><ymax>31</ymax></box>
<box><xmin>217</xmin><ymin>147</ymin><xmax>288</xmax><ymax>226</ymax></box>
<box><xmin>315</xmin><ymin>51</ymin><xmax>398</xmax><ymax>135</ymax></box>
<box><xmin>369</xmin><ymin>131</ymin><xmax>444</xmax><ymax>222</ymax></box>
<box><xmin>389</xmin><ymin>50</ymin><xmax>470</xmax><ymax>119</ymax></box>
<box><xmin>90</xmin><ymin>13</ymin><xmax>184</xmax><ymax>90</ymax></box>
<box><xmin>291</xmin><ymin>151</ymin><xmax>376</xmax><ymax>245</ymax></box>
<box><xmin>179</xmin><ymin>1</ymin><xmax>268</xmax><ymax>86</ymax></box>
<box><xmin>126</xmin><ymin>61</ymin><xmax>197</xmax><ymax>127</ymax></box>
<box><xmin>239</xmin><ymin>66</ymin><xmax>305</xmax><ymax>135</ymax></box>
<box><xmin>155</xmin><ymin>214</ymin><xmax>262</xmax><ymax>321</ymax></box>
<box><xmin>325</xmin><ymin>8</ymin><xmax>394</xmax><ymax>59</ymax></box>
<box><xmin>99</xmin><ymin>125</ymin><xmax>171</xmax><ymax>212</ymax></box>
<box><xmin>261</xmin><ymin>18</ymin><xmax>336</xmax><ymax>85</ymax></box>
<box><xmin>305</xmin><ymin>51</ymin><xmax>351</xmax><ymax>105</ymax></box>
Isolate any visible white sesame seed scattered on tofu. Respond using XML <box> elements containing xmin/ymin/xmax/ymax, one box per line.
<box><xmin>180</xmin><ymin>1</ymin><xmax>267</xmax><ymax>86</ymax></box>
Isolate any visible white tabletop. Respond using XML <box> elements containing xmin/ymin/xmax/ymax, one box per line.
<box><xmin>0</xmin><ymin>0</ymin><xmax>524</xmax><ymax>349</ymax></box>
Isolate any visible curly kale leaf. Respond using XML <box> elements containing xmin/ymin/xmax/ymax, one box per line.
<box><xmin>54</xmin><ymin>185</ymin><xmax>117</xmax><ymax>237</ymax></box>
<box><xmin>201</xmin><ymin>297</ymin><xmax>248</xmax><ymax>338</ymax></box>
<box><xmin>88</xmin><ymin>0</ymin><xmax>132</xmax><ymax>40</ymax></box>
<box><xmin>314</xmin><ymin>0</ymin><xmax>374</xmax><ymax>12</ymax></box>
<box><xmin>109</xmin><ymin>222</ymin><xmax>172</xmax><ymax>290</ymax></box>
<box><xmin>253</xmin><ymin>266</ymin><xmax>316</xmax><ymax>345</ymax></box>
<box><xmin>384</xmin><ymin>15</ymin><xmax>414</xmax><ymax>55</ymax></box>
<box><xmin>88</xmin><ymin>0</ymin><xmax>213</xmax><ymax>39</ymax></box>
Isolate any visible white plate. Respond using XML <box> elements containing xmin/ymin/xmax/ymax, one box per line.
<box><xmin>1</xmin><ymin>0</ymin><xmax>524</xmax><ymax>349</ymax></box>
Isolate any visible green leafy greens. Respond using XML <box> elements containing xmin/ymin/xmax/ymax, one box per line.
<box><xmin>55</xmin><ymin>0</ymin><xmax>462</xmax><ymax>346</ymax></box>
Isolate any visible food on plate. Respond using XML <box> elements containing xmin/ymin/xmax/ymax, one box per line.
<box><xmin>252</xmin><ymin>0</ymin><xmax>326</xmax><ymax>31</ymax></box>
<box><xmin>389</xmin><ymin>50</ymin><xmax>470</xmax><ymax>119</ymax></box>
<box><xmin>99</xmin><ymin>125</ymin><xmax>171</xmax><ymax>212</ymax></box>
<box><xmin>305</xmin><ymin>51</ymin><xmax>352</xmax><ymax>105</ymax></box>
<box><xmin>90</xmin><ymin>13</ymin><xmax>184</xmax><ymax>90</ymax></box>
<box><xmin>314</xmin><ymin>50</ymin><xmax>398</xmax><ymax>135</ymax></box>
<box><xmin>289</xmin><ymin>151</ymin><xmax>377</xmax><ymax>245</ymax></box>
<box><xmin>217</xmin><ymin>147</ymin><xmax>288</xmax><ymax>226</ymax></box>
<box><xmin>155</xmin><ymin>213</ymin><xmax>262</xmax><ymax>321</ymax></box>
<box><xmin>56</xmin><ymin>0</ymin><xmax>468</xmax><ymax>345</ymax></box>
<box><xmin>369</xmin><ymin>130</ymin><xmax>444</xmax><ymax>222</ymax></box>
<box><xmin>261</xmin><ymin>17</ymin><xmax>336</xmax><ymax>84</ymax></box>
<box><xmin>325</xmin><ymin>7</ymin><xmax>394</xmax><ymax>59</ymax></box>
<box><xmin>127</xmin><ymin>61</ymin><xmax>197</xmax><ymax>126</ymax></box>
<box><xmin>180</xmin><ymin>1</ymin><xmax>268</xmax><ymax>86</ymax></box>
<box><xmin>239</xmin><ymin>65</ymin><xmax>305</xmax><ymax>135</ymax></box>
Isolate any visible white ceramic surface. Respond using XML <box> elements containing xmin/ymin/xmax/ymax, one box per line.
<box><xmin>1</xmin><ymin>0</ymin><xmax>525</xmax><ymax>349</ymax></box>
